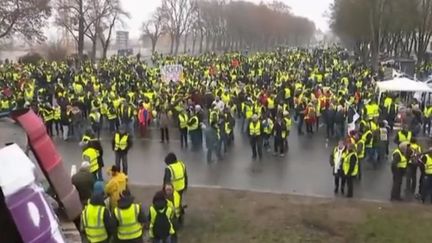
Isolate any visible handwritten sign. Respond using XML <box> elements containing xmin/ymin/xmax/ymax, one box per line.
<box><xmin>161</xmin><ymin>64</ymin><xmax>183</xmax><ymax>82</ymax></box>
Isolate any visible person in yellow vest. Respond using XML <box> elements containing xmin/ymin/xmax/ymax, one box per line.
<box><xmin>424</xmin><ymin>104</ymin><xmax>432</xmax><ymax>135</ymax></box>
<box><xmin>330</xmin><ymin>140</ymin><xmax>346</xmax><ymax>194</ymax></box>
<box><xmin>178</xmin><ymin>110</ymin><xmax>189</xmax><ymax>148</ymax></box>
<box><xmin>342</xmin><ymin>143</ymin><xmax>359</xmax><ymax>198</ymax></box>
<box><xmin>188</xmin><ymin>110</ymin><xmax>200</xmax><ymax>149</ymax></box>
<box><xmin>107</xmin><ymin>103</ymin><xmax>118</xmax><ymax>133</ymax></box>
<box><xmin>163</xmin><ymin>153</ymin><xmax>188</xmax><ymax>197</ymax></box>
<box><xmin>164</xmin><ymin>184</ymin><xmax>183</xmax><ymax>225</ymax></box>
<box><xmin>262</xmin><ymin>113</ymin><xmax>274</xmax><ymax>152</ymax></box>
<box><xmin>148</xmin><ymin>191</ymin><xmax>176</xmax><ymax>243</ymax></box>
<box><xmin>420</xmin><ymin>149</ymin><xmax>432</xmax><ymax>203</ymax></box>
<box><xmin>391</xmin><ymin>142</ymin><xmax>410</xmax><ymax>201</ymax></box>
<box><xmin>42</xmin><ymin>103</ymin><xmax>54</xmax><ymax>136</ymax></box>
<box><xmin>82</xmin><ymin>141</ymin><xmax>101</xmax><ymax>180</ymax></box>
<box><xmin>113</xmin><ymin>190</ymin><xmax>146</xmax><ymax>243</ymax></box>
<box><xmin>361</xmin><ymin>126</ymin><xmax>377</xmax><ymax>168</ymax></box>
<box><xmin>89</xmin><ymin>107</ymin><xmax>102</xmax><ymax>139</ymax></box>
<box><xmin>248</xmin><ymin>114</ymin><xmax>263</xmax><ymax>159</ymax></box>
<box><xmin>53</xmin><ymin>104</ymin><xmax>62</xmax><ymax>136</ymax></box>
<box><xmin>112</xmin><ymin>125</ymin><xmax>132</xmax><ymax>175</ymax></box>
<box><xmin>81</xmin><ymin>189</ymin><xmax>114</xmax><ymax>243</ymax></box>
<box><xmin>394</xmin><ymin>125</ymin><xmax>412</xmax><ymax>145</ymax></box>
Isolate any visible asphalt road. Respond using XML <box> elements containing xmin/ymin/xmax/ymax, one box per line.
<box><xmin>0</xmin><ymin>118</ymin><xmax>400</xmax><ymax>202</ymax></box>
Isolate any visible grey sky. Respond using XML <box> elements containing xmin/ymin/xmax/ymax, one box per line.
<box><xmin>121</xmin><ymin>0</ymin><xmax>333</xmax><ymax>38</ymax></box>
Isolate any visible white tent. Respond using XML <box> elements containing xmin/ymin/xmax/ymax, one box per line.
<box><xmin>376</xmin><ymin>77</ymin><xmax>432</xmax><ymax>93</ymax></box>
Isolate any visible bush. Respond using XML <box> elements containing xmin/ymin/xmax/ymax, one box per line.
<box><xmin>19</xmin><ymin>52</ymin><xmax>44</xmax><ymax>64</ymax></box>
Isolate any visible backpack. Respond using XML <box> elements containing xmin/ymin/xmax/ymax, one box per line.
<box><xmin>153</xmin><ymin>207</ymin><xmax>170</xmax><ymax>239</ymax></box>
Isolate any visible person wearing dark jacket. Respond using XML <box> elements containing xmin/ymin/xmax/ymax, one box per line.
<box><xmin>148</xmin><ymin>191</ymin><xmax>176</xmax><ymax>243</ymax></box>
<box><xmin>323</xmin><ymin>105</ymin><xmax>336</xmax><ymax>139</ymax></box>
<box><xmin>113</xmin><ymin>190</ymin><xmax>146</xmax><ymax>243</ymax></box>
<box><xmin>81</xmin><ymin>190</ymin><xmax>114</xmax><ymax>243</ymax></box>
<box><xmin>72</xmin><ymin>161</ymin><xmax>96</xmax><ymax>205</ymax></box>
<box><xmin>334</xmin><ymin>105</ymin><xmax>345</xmax><ymax>138</ymax></box>
<box><xmin>112</xmin><ymin>125</ymin><xmax>133</xmax><ymax>175</ymax></box>
<box><xmin>273</xmin><ymin>115</ymin><xmax>287</xmax><ymax>157</ymax></box>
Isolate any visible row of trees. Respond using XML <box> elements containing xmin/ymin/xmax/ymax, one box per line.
<box><xmin>0</xmin><ymin>0</ymin><xmax>129</xmax><ymax>60</ymax></box>
<box><xmin>143</xmin><ymin>0</ymin><xmax>316</xmax><ymax>55</ymax></box>
<box><xmin>330</xmin><ymin>0</ymin><xmax>432</xmax><ymax>68</ymax></box>
<box><xmin>0</xmin><ymin>0</ymin><xmax>316</xmax><ymax>59</ymax></box>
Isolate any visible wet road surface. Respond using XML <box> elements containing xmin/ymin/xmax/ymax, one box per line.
<box><xmin>0</xmin><ymin>118</ymin><xmax>398</xmax><ymax>202</ymax></box>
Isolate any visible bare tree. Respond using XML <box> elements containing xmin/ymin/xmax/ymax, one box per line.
<box><xmin>0</xmin><ymin>0</ymin><xmax>51</xmax><ymax>41</ymax></box>
<box><xmin>161</xmin><ymin>0</ymin><xmax>197</xmax><ymax>55</ymax></box>
<box><xmin>55</xmin><ymin>0</ymin><xmax>101</xmax><ymax>58</ymax></box>
<box><xmin>142</xmin><ymin>8</ymin><xmax>165</xmax><ymax>53</ymax></box>
<box><xmin>84</xmin><ymin>0</ymin><xmax>111</xmax><ymax>60</ymax></box>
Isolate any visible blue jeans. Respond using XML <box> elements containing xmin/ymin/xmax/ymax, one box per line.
<box><xmin>365</xmin><ymin>147</ymin><xmax>377</xmax><ymax>166</ymax></box>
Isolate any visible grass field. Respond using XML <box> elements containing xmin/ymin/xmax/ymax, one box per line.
<box><xmin>127</xmin><ymin>185</ymin><xmax>432</xmax><ymax>243</ymax></box>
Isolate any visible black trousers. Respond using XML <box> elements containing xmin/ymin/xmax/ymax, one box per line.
<box><xmin>45</xmin><ymin>121</ymin><xmax>53</xmax><ymax>136</ymax></box>
<box><xmin>421</xmin><ymin>175</ymin><xmax>432</xmax><ymax>203</ymax></box>
<box><xmin>54</xmin><ymin>120</ymin><xmax>63</xmax><ymax>135</ymax></box>
<box><xmin>345</xmin><ymin>175</ymin><xmax>354</xmax><ymax>197</ymax></box>
<box><xmin>297</xmin><ymin>116</ymin><xmax>304</xmax><ymax>134</ymax></box>
<box><xmin>326</xmin><ymin>123</ymin><xmax>334</xmax><ymax>138</ymax></box>
<box><xmin>179</xmin><ymin>128</ymin><xmax>188</xmax><ymax>148</ymax></box>
<box><xmin>274</xmin><ymin>136</ymin><xmax>284</xmax><ymax>154</ymax></box>
<box><xmin>406</xmin><ymin>164</ymin><xmax>417</xmax><ymax>194</ymax></box>
<box><xmin>115</xmin><ymin>151</ymin><xmax>128</xmax><ymax>175</ymax></box>
<box><xmin>160</xmin><ymin>127</ymin><xmax>169</xmax><ymax>142</ymax></box>
<box><xmin>250</xmin><ymin>136</ymin><xmax>262</xmax><ymax>159</ymax></box>
<box><xmin>391</xmin><ymin>167</ymin><xmax>406</xmax><ymax>200</ymax></box>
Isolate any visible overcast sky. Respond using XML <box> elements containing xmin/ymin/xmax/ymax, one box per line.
<box><xmin>120</xmin><ymin>0</ymin><xmax>333</xmax><ymax>38</ymax></box>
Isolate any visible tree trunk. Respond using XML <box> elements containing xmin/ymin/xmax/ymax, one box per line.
<box><xmin>169</xmin><ymin>33</ymin><xmax>175</xmax><ymax>54</ymax></box>
<box><xmin>183</xmin><ymin>34</ymin><xmax>188</xmax><ymax>53</ymax></box>
<box><xmin>78</xmin><ymin>0</ymin><xmax>85</xmax><ymax>59</ymax></box>
<box><xmin>151</xmin><ymin>37</ymin><xmax>157</xmax><ymax>53</ymax></box>
<box><xmin>199</xmin><ymin>31</ymin><xmax>204</xmax><ymax>53</ymax></box>
<box><xmin>174</xmin><ymin>35</ymin><xmax>181</xmax><ymax>55</ymax></box>
<box><xmin>192</xmin><ymin>34</ymin><xmax>197</xmax><ymax>54</ymax></box>
<box><xmin>91</xmin><ymin>38</ymin><xmax>97</xmax><ymax>61</ymax></box>
<box><xmin>102</xmin><ymin>43</ymin><xmax>109</xmax><ymax>59</ymax></box>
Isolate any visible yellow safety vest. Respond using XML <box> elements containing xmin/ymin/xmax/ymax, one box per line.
<box><xmin>245</xmin><ymin>105</ymin><xmax>253</xmax><ymax>119</ymax></box>
<box><xmin>115</xmin><ymin>133</ymin><xmax>128</xmax><ymax>151</ymax></box>
<box><xmin>166</xmin><ymin>190</ymin><xmax>181</xmax><ymax>218</ymax></box>
<box><xmin>397</xmin><ymin>131</ymin><xmax>412</xmax><ymax>144</ymax></box>
<box><xmin>82</xmin><ymin>147</ymin><xmax>99</xmax><ymax>173</ymax></box>
<box><xmin>167</xmin><ymin>161</ymin><xmax>186</xmax><ymax>192</ymax></box>
<box><xmin>343</xmin><ymin>152</ymin><xmax>358</xmax><ymax>176</ymax></box>
<box><xmin>149</xmin><ymin>205</ymin><xmax>175</xmax><ymax>239</ymax></box>
<box><xmin>393</xmin><ymin>148</ymin><xmax>407</xmax><ymax>169</ymax></box>
<box><xmin>263</xmin><ymin>119</ymin><xmax>273</xmax><ymax>135</ymax></box>
<box><xmin>54</xmin><ymin>107</ymin><xmax>61</xmax><ymax>120</ymax></box>
<box><xmin>188</xmin><ymin>116</ymin><xmax>199</xmax><ymax>131</ymax></box>
<box><xmin>361</xmin><ymin>130</ymin><xmax>373</xmax><ymax>148</ymax></box>
<box><xmin>267</xmin><ymin>98</ymin><xmax>275</xmax><ymax>109</ymax></box>
<box><xmin>425</xmin><ymin>155</ymin><xmax>432</xmax><ymax>175</ymax></box>
<box><xmin>225</xmin><ymin>121</ymin><xmax>232</xmax><ymax>134</ymax></box>
<box><xmin>357</xmin><ymin>140</ymin><xmax>365</xmax><ymax>159</ymax></box>
<box><xmin>178</xmin><ymin>113</ymin><xmax>188</xmax><ymax>129</ymax></box>
<box><xmin>114</xmin><ymin>204</ymin><xmax>143</xmax><ymax>240</ymax></box>
<box><xmin>90</xmin><ymin>112</ymin><xmax>101</xmax><ymax>123</ymax></box>
<box><xmin>81</xmin><ymin>204</ymin><xmax>108</xmax><ymax>243</ymax></box>
<box><xmin>249</xmin><ymin>121</ymin><xmax>261</xmax><ymax>136</ymax></box>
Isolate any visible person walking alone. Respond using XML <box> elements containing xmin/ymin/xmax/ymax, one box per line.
<box><xmin>112</xmin><ymin>125</ymin><xmax>132</xmax><ymax>175</ymax></box>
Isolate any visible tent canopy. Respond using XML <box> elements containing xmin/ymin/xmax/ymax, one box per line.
<box><xmin>376</xmin><ymin>77</ymin><xmax>432</xmax><ymax>92</ymax></box>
